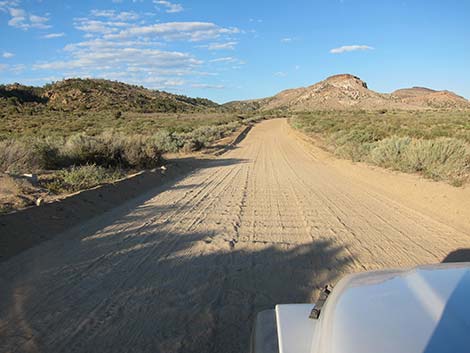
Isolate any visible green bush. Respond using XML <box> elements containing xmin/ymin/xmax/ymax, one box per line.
<box><xmin>44</xmin><ymin>165</ymin><xmax>124</xmax><ymax>193</ymax></box>
<box><xmin>152</xmin><ymin>130</ymin><xmax>182</xmax><ymax>153</ymax></box>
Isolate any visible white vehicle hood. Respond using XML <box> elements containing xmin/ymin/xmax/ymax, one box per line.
<box><xmin>310</xmin><ymin>262</ymin><xmax>470</xmax><ymax>353</ymax></box>
<box><xmin>274</xmin><ymin>263</ymin><xmax>470</xmax><ymax>353</ymax></box>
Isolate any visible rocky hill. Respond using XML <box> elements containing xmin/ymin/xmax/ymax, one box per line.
<box><xmin>225</xmin><ymin>74</ymin><xmax>470</xmax><ymax>111</ymax></box>
<box><xmin>0</xmin><ymin>79</ymin><xmax>221</xmax><ymax>113</ymax></box>
<box><xmin>392</xmin><ymin>87</ymin><xmax>470</xmax><ymax>109</ymax></box>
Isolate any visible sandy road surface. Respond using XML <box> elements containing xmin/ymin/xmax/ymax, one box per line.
<box><xmin>1</xmin><ymin>119</ymin><xmax>470</xmax><ymax>353</ymax></box>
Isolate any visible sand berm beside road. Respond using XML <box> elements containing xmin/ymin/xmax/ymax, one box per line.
<box><xmin>1</xmin><ymin>118</ymin><xmax>469</xmax><ymax>353</ymax></box>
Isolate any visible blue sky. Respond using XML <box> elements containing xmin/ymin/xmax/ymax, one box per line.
<box><xmin>0</xmin><ymin>0</ymin><xmax>469</xmax><ymax>103</ymax></box>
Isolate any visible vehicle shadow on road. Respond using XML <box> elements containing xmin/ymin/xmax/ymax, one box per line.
<box><xmin>442</xmin><ymin>248</ymin><xmax>470</xmax><ymax>263</ymax></box>
<box><xmin>0</xmin><ymin>207</ymin><xmax>352</xmax><ymax>353</ymax></box>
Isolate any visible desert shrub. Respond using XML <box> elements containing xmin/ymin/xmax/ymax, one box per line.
<box><xmin>0</xmin><ymin>138</ymin><xmax>62</xmax><ymax>172</ymax></box>
<box><xmin>181</xmin><ymin>138</ymin><xmax>204</xmax><ymax>153</ymax></box>
<box><xmin>61</xmin><ymin>132</ymin><xmax>162</xmax><ymax>169</ymax></box>
<box><xmin>0</xmin><ymin>139</ymin><xmax>37</xmax><ymax>173</ymax></box>
<box><xmin>190</xmin><ymin>126</ymin><xmax>223</xmax><ymax>147</ymax></box>
<box><xmin>291</xmin><ymin>111</ymin><xmax>470</xmax><ymax>185</ymax></box>
<box><xmin>368</xmin><ymin>136</ymin><xmax>412</xmax><ymax>169</ymax></box>
<box><xmin>121</xmin><ymin>135</ymin><xmax>162</xmax><ymax>169</ymax></box>
<box><xmin>0</xmin><ymin>114</ymin><xmax>259</xmax><ymax>172</ymax></box>
<box><xmin>174</xmin><ymin>121</ymin><xmax>241</xmax><ymax>152</ymax></box>
<box><xmin>32</xmin><ymin>138</ymin><xmax>63</xmax><ymax>169</ymax></box>
<box><xmin>152</xmin><ymin>130</ymin><xmax>182</xmax><ymax>153</ymax></box>
<box><xmin>334</xmin><ymin>143</ymin><xmax>372</xmax><ymax>162</ymax></box>
<box><xmin>330</xmin><ymin>129</ymin><xmax>379</xmax><ymax>161</ymax></box>
<box><xmin>44</xmin><ymin>165</ymin><xmax>124</xmax><ymax>193</ymax></box>
<box><xmin>333</xmin><ymin>129</ymin><xmax>384</xmax><ymax>146</ymax></box>
<box><xmin>402</xmin><ymin>138</ymin><xmax>470</xmax><ymax>181</ymax></box>
<box><xmin>62</xmin><ymin>133</ymin><xmax>102</xmax><ymax>166</ymax></box>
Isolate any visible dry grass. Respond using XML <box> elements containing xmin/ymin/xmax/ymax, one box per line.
<box><xmin>0</xmin><ymin>174</ymin><xmax>38</xmax><ymax>213</ymax></box>
<box><xmin>0</xmin><ymin>111</ymin><xmax>246</xmax><ymax>139</ymax></box>
<box><xmin>291</xmin><ymin>110</ymin><xmax>470</xmax><ymax>185</ymax></box>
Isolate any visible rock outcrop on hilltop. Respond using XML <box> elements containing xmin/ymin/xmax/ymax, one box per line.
<box><xmin>225</xmin><ymin>74</ymin><xmax>470</xmax><ymax>111</ymax></box>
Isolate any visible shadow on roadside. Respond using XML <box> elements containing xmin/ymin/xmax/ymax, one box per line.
<box><xmin>0</xmin><ymin>157</ymin><xmax>248</xmax><ymax>262</ymax></box>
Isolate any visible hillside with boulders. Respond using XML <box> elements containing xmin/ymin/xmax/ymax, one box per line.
<box><xmin>225</xmin><ymin>74</ymin><xmax>470</xmax><ymax>111</ymax></box>
<box><xmin>0</xmin><ymin>78</ymin><xmax>221</xmax><ymax>114</ymax></box>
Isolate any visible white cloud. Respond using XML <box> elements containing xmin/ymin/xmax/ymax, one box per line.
<box><xmin>7</xmin><ymin>7</ymin><xmax>51</xmax><ymax>29</ymax></box>
<box><xmin>205</xmin><ymin>41</ymin><xmax>238</xmax><ymax>50</ymax></box>
<box><xmin>32</xmin><ymin>32</ymin><xmax>207</xmax><ymax>90</ymax></box>
<box><xmin>209</xmin><ymin>57</ymin><xmax>236</xmax><ymax>63</ymax></box>
<box><xmin>42</xmin><ymin>32</ymin><xmax>65</xmax><ymax>39</ymax></box>
<box><xmin>154</xmin><ymin>0</ymin><xmax>183</xmax><ymax>13</ymax></box>
<box><xmin>0</xmin><ymin>1</ymin><xmax>19</xmax><ymax>11</ymax></box>
<box><xmin>29</xmin><ymin>14</ymin><xmax>49</xmax><ymax>25</ymax></box>
<box><xmin>18</xmin><ymin>7</ymin><xmax>241</xmax><ymax>91</ymax></box>
<box><xmin>330</xmin><ymin>45</ymin><xmax>374</xmax><ymax>54</ymax></box>
<box><xmin>107</xmin><ymin>22</ymin><xmax>240</xmax><ymax>42</ymax></box>
<box><xmin>0</xmin><ymin>63</ymin><xmax>25</xmax><ymax>73</ymax></box>
<box><xmin>281</xmin><ymin>37</ymin><xmax>293</xmax><ymax>43</ymax></box>
<box><xmin>190</xmin><ymin>83</ymin><xmax>224</xmax><ymax>89</ymax></box>
<box><xmin>90</xmin><ymin>9</ymin><xmax>139</xmax><ymax>21</ymax></box>
<box><xmin>34</xmin><ymin>48</ymin><xmax>201</xmax><ymax>71</ymax></box>
<box><xmin>274</xmin><ymin>71</ymin><xmax>287</xmax><ymax>77</ymax></box>
<box><xmin>74</xmin><ymin>18</ymin><xmax>132</xmax><ymax>34</ymax></box>
<box><xmin>2</xmin><ymin>52</ymin><xmax>14</xmax><ymax>58</ymax></box>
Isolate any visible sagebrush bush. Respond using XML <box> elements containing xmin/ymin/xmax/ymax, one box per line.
<box><xmin>368</xmin><ymin>136</ymin><xmax>412</xmax><ymax>169</ymax></box>
<box><xmin>0</xmin><ymin>139</ymin><xmax>37</xmax><ymax>173</ymax></box>
<box><xmin>121</xmin><ymin>135</ymin><xmax>162</xmax><ymax>169</ymax></box>
<box><xmin>62</xmin><ymin>133</ymin><xmax>101</xmax><ymax>166</ymax></box>
<box><xmin>330</xmin><ymin>130</ymin><xmax>377</xmax><ymax>161</ymax></box>
<box><xmin>44</xmin><ymin>164</ymin><xmax>124</xmax><ymax>193</ymax></box>
<box><xmin>402</xmin><ymin>138</ymin><xmax>470</xmax><ymax>181</ymax></box>
<box><xmin>0</xmin><ymin>138</ymin><xmax>63</xmax><ymax>172</ymax></box>
<box><xmin>152</xmin><ymin>130</ymin><xmax>182</xmax><ymax>153</ymax></box>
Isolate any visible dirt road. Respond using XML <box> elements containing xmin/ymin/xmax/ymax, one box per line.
<box><xmin>1</xmin><ymin>119</ymin><xmax>469</xmax><ymax>353</ymax></box>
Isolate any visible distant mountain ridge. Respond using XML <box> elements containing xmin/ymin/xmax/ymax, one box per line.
<box><xmin>2</xmin><ymin>76</ymin><xmax>468</xmax><ymax>114</ymax></box>
<box><xmin>225</xmin><ymin>74</ymin><xmax>470</xmax><ymax>111</ymax></box>
<box><xmin>0</xmin><ymin>78</ymin><xmax>221</xmax><ymax>113</ymax></box>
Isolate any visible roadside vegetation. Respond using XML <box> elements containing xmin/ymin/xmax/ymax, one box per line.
<box><xmin>0</xmin><ymin>98</ymin><xmax>264</xmax><ymax>213</ymax></box>
<box><xmin>0</xmin><ymin>117</ymin><xmax>261</xmax><ymax>191</ymax></box>
<box><xmin>290</xmin><ymin>110</ymin><xmax>470</xmax><ymax>186</ymax></box>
